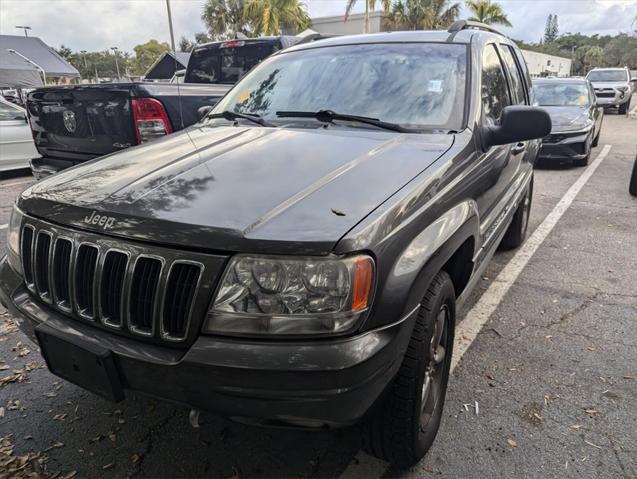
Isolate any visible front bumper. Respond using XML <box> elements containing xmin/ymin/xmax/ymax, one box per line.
<box><xmin>539</xmin><ymin>132</ymin><xmax>590</xmax><ymax>161</ymax></box>
<box><xmin>0</xmin><ymin>257</ymin><xmax>414</xmax><ymax>428</ymax></box>
<box><xmin>594</xmin><ymin>90</ymin><xmax>631</xmax><ymax>107</ymax></box>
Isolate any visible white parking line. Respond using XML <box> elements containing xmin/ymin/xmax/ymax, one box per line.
<box><xmin>0</xmin><ymin>224</ymin><xmax>7</xmax><ymax>230</ymax></box>
<box><xmin>0</xmin><ymin>179</ymin><xmax>33</xmax><ymax>188</ymax></box>
<box><xmin>339</xmin><ymin>144</ymin><xmax>612</xmax><ymax>479</ymax></box>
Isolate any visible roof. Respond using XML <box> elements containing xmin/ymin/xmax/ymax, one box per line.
<box><xmin>170</xmin><ymin>51</ymin><xmax>191</xmax><ymax>66</ymax></box>
<box><xmin>287</xmin><ymin>30</ymin><xmax>477</xmax><ymax>53</ymax></box>
<box><xmin>0</xmin><ymin>35</ymin><xmax>80</xmax><ymax>78</ymax></box>
<box><xmin>534</xmin><ymin>77</ymin><xmax>588</xmax><ymax>83</ymax></box>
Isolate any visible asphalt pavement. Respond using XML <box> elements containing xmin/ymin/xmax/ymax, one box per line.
<box><xmin>0</xmin><ymin>102</ymin><xmax>635</xmax><ymax>478</ymax></box>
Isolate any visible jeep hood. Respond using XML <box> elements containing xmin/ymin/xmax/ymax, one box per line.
<box><xmin>20</xmin><ymin>125</ymin><xmax>453</xmax><ymax>254</ymax></box>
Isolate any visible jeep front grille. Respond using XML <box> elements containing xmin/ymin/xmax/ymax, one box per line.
<box><xmin>19</xmin><ymin>217</ymin><xmax>225</xmax><ymax>345</ymax></box>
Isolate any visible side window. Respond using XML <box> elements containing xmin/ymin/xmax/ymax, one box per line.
<box><xmin>0</xmin><ymin>101</ymin><xmax>24</xmax><ymax>121</ymax></box>
<box><xmin>499</xmin><ymin>45</ymin><xmax>527</xmax><ymax>105</ymax></box>
<box><xmin>481</xmin><ymin>44</ymin><xmax>511</xmax><ymax>126</ymax></box>
<box><xmin>511</xmin><ymin>47</ymin><xmax>534</xmax><ymax>102</ymax></box>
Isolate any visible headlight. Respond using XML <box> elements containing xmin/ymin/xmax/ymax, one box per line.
<box><xmin>7</xmin><ymin>204</ymin><xmax>24</xmax><ymax>274</ymax></box>
<box><xmin>204</xmin><ymin>254</ymin><xmax>375</xmax><ymax>336</ymax></box>
<box><xmin>617</xmin><ymin>86</ymin><xmax>629</xmax><ymax>93</ymax></box>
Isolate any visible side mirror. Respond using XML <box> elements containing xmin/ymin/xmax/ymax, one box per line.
<box><xmin>197</xmin><ymin>105</ymin><xmax>213</xmax><ymax>121</ymax></box>
<box><xmin>631</xmin><ymin>77</ymin><xmax>637</xmax><ymax>83</ymax></box>
<box><xmin>485</xmin><ymin>106</ymin><xmax>552</xmax><ymax>148</ymax></box>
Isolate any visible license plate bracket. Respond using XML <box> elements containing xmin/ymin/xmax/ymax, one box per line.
<box><xmin>35</xmin><ymin>323</ymin><xmax>124</xmax><ymax>402</ymax></box>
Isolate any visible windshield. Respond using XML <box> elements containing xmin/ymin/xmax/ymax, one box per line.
<box><xmin>211</xmin><ymin>43</ymin><xmax>468</xmax><ymax>131</ymax></box>
<box><xmin>185</xmin><ymin>41</ymin><xmax>279</xmax><ymax>84</ymax></box>
<box><xmin>534</xmin><ymin>82</ymin><xmax>590</xmax><ymax>107</ymax></box>
<box><xmin>587</xmin><ymin>70</ymin><xmax>628</xmax><ymax>82</ymax></box>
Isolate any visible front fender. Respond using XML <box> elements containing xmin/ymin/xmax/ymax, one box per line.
<box><xmin>361</xmin><ymin>201</ymin><xmax>479</xmax><ymax>331</ymax></box>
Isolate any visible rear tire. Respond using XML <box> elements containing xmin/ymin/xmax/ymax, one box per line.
<box><xmin>500</xmin><ymin>177</ymin><xmax>533</xmax><ymax>250</ymax></box>
<box><xmin>630</xmin><ymin>156</ymin><xmax>637</xmax><ymax>197</ymax></box>
<box><xmin>362</xmin><ymin>271</ymin><xmax>455</xmax><ymax>468</ymax></box>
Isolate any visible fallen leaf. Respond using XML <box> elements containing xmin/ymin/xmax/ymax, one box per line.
<box><xmin>0</xmin><ymin>364</ymin><xmax>9</xmax><ymax>371</ymax></box>
<box><xmin>102</xmin><ymin>463</ymin><xmax>114</xmax><ymax>470</ymax></box>
<box><xmin>571</xmin><ymin>424</ymin><xmax>584</xmax><ymax>430</ymax></box>
<box><xmin>506</xmin><ymin>437</ymin><xmax>518</xmax><ymax>448</ymax></box>
<box><xmin>584</xmin><ymin>440</ymin><xmax>602</xmax><ymax>449</ymax></box>
<box><xmin>422</xmin><ymin>465</ymin><xmax>433</xmax><ymax>473</ymax></box>
<box><xmin>131</xmin><ymin>453</ymin><xmax>141</xmax><ymax>464</ymax></box>
<box><xmin>584</xmin><ymin>409</ymin><xmax>599</xmax><ymax>416</ymax></box>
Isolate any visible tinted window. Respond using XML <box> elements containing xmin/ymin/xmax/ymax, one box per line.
<box><xmin>587</xmin><ymin>70</ymin><xmax>628</xmax><ymax>82</ymax></box>
<box><xmin>185</xmin><ymin>41</ymin><xmax>278</xmax><ymax>84</ymax></box>
<box><xmin>213</xmin><ymin>43</ymin><xmax>468</xmax><ymax>131</ymax></box>
<box><xmin>499</xmin><ymin>45</ymin><xmax>526</xmax><ymax>104</ymax></box>
<box><xmin>0</xmin><ymin>101</ymin><xmax>24</xmax><ymax>121</ymax></box>
<box><xmin>534</xmin><ymin>82</ymin><xmax>591</xmax><ymax>107</ymax></box>
<box><xmin>481</xmin><ymin>44</ymin><xmax>511</xmax><ymax>125</ymax></box>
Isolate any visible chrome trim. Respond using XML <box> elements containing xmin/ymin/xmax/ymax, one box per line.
<box><xmin>126</xmin><ymin>254</ymin><xmax>165</xmax><ymax>337</ymax></box>
<box><xmin>21</xmin><ymin>224</ymin><xmax>36</xmax><ymax>293</ymax></box>
<box><xmin>35</xmin><ymin>230</ymin><xmax>53</xmax><ymax>304</ymax></box>
<box><xmin>96</xmin><ymin>248</ymin><xmax>130</xmax><ymax>330</ymax></box>
<box><xmin>51</xmin><ymin>236</ymin><xmax>74</xmax><ymax>312</ymax></box>
<box><xmin>72</xmin><ymin>242</ymin><xmax>100</xmax><ymax>321</ymax></box>
<box><xmin>159</xmin><ymin>260</ymin><xmax>205</xmax><ymax>342</ymax></box>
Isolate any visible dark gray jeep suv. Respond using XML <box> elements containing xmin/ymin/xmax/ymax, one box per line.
<box><xmin>0</xmin><ymin>21</ymin><xmax>550</xmax><ymax>466</ymax></box>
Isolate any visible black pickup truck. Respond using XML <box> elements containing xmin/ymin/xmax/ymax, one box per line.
<box><xmin>27</xmin><ymin>36</ymin><xmax>300</xmax><ymax>178</ymax></box>
<box><xmin>2</xmin><ymin>22</ymin><xmax>551</xmax><ymax>467</ymax></box>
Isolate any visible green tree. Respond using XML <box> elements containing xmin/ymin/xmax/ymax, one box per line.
<box><xmin>244</xmin><ymin>0</ymin><xmax>311</xmax><ymax>35</ymax></box>
<box><xmin>389</xmin><ymin>0</ymin><xmax>460</xmax><ymax>30</ymax></box>
<box><xmin>543</xmin><ymin>14</ymin><xmax>558</xmax><ymax>43</ymax></box>
<box><xmin>344</xmin><ymin>0</ymin><xmax>391</xmax><ymax>33</ymax></box>
<box><xmin>465</xmin><ymin>0</ymin><xmax>511</xmax><ymax>27</ymax></box>
<box><xmin>130</xmin><ymin>39</ymin><xmax>170</xmax><ymax>76</ymax></box>
<box><xmin>56</xmin><ymin>45</ymin><xmax>73</xmax><ymax>59</ymax></box>
<box><xmin>584</xmin><ymin>45</ymin><xmax>603</xmax><ymax>69</ymax></box>
<box><xmin>202</xmin><ymin>0</ymin><xmax>251</xmax><ymax>39</ymax></box>
<box><xmin>179</xmin><ymin>36</ymin><xmax>196</xmax><ymax>52</ymax></box>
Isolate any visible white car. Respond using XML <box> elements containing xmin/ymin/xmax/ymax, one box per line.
<box><xmin>0</xmin><ymin>96</ymin><xmax>39</xmax><ymax>172</ymax></box>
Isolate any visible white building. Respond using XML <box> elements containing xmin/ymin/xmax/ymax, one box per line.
<box><xmin>311</xmin><ymin>11</ymin><xmax>387</xmax><ymax>35</ymax></box>
<box><xmin>520</xmin><ymin>50</ymin><xmax>571</xmax><ymax>78</ymax></box>
<box><xmin>310</xmin><ymin>14</ymin><xmax>572</xmax><ymax>78</ymax></box>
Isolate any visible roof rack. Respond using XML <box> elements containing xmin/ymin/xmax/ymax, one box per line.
<box><xmin>448</xmin><ymin>20</ymin><xmax>505</xmax><ymax>36</ymax></box>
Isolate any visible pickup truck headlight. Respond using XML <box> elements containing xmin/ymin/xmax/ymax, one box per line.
<box><xmin>7</xmin><ymin>205</ymin><xmax>24</xmax><ymax>274</ymax></box>
<box><xmin>204</xmin><ymin>254</ymin><xmax>374</xmax><ymax>336</ymax></box>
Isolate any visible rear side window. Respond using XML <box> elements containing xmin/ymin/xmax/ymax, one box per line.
<box><xmin>185</xmin><ymin>42</ymin><xmax>278</xmax><ymax>84</ymax></box>
<box><xmin>499</xmin><ymin>45</ymin><xmax>527</xmax><ymax>104</ymax></box>
<box><xmin>481</xmin><ymin>44</ymin><xmax>511</xmax><ymax>125</ymax></box>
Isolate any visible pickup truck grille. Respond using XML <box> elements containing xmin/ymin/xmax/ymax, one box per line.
<box><xmin>19</xmin><ymin>217</ymin><xmax>225</xmax><ymax>346</ymax></box>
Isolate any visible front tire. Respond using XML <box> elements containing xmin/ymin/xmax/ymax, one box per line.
<box><xmin>362</xmin><ymin>271</ymin><xmax>455</xmax><ymax>468</ymax></box>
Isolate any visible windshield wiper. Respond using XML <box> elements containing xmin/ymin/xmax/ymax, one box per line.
<box><xmin>208</xmin><ymin>110</ymin><xmax>274</xmax><ymax>127</ymax></box>
<box><xmin>276</xmin><ymin>110</ymin><xmax>411</xmax><ymax>133</ymax></box>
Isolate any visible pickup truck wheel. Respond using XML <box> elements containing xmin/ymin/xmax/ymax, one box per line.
<box><xmin>500</xmin><ymin>177</ymin><xmax>533</xmax><ymax>250</ymax></box>
<box><xmin>362</xmin><ymin>271</ymin><xmax>455</xmax><ymax>468</ymax></box>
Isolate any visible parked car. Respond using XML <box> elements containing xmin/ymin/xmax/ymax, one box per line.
<box><xmin>0</xmin><ymin>96</ymin><xmax>39</xmax><ymax>172</ymax></box>
<box><xmin>586</xmin><ymin>67</ymin><xmax>635</xmax><ymax>114</ymax></box>
<box><xmin>535</xmin><ymin>77</ymin><xmax>603</xmax><ymax>166</ymax></box>
<box><xmin>26</xmin><ymin>36</ymin><xmax>301</xmax><ymax>179</ymax></box>
<box><xmin>0</xmin><ymin>21</ymin><xmax>551</xmax><ymax>467</ymax></box>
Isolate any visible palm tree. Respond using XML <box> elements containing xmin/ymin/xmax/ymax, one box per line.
<box><xmin>465</xmin><ymin>0</ymin><xmax>512</xmax><ymax>27</ymax></box>
<box><xmin>389</xmin><ymin>0</ymin><xmax>460</xmax><ymax>30</ymax></box>
<box><xmin>344</xmin><ymin>0</ymin><xmax>392</xmax><ymax>33</ymax></box>
<box><xmin>202</xmin><ymin>0</ymin><xmax>250</xmax><ymax>39</ymax></box>
<box><xmin>244</xmin><ymin>0</ymin><xmax>311</xmax><ymax>35</ymax></box>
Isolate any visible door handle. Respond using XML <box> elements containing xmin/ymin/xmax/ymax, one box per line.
<box><xmin>511</xmin><ymin>142</ymin><xmax>526</xmax><ymax>155</ymax></box>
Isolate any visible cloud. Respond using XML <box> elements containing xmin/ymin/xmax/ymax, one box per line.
<box><xmin>0</xmin><ymin>0</ymin><xmax>635</xmax><ymax>53</ymax></box>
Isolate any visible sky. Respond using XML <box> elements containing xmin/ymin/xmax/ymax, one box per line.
<box><xmin>0</xmin><ymin>0</ymin><xmax>636</xmax><ymax>53</ymax></box>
